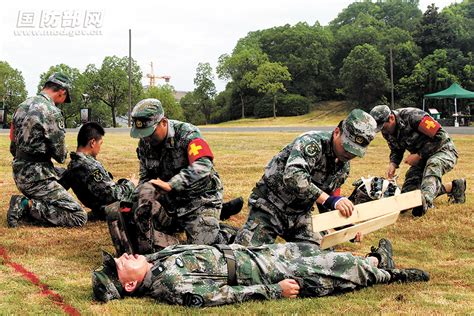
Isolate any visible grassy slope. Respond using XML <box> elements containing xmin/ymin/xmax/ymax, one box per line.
<box><xmin>0</xmin><ymin>121</ymin><xmax>473</xmax><ymax>314</ymax></box>
<box><xmin>204</xmin><ymin>100</ymin><xmax>352</xmax><ymax>127</ymax></box>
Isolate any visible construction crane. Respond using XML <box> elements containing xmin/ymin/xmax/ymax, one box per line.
<box><xmin>146</xmin><ymin>62</ymin><xmax>171</xmax><ymax>86</ymax></box>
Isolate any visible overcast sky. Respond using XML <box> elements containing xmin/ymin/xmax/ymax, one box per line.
<box><xmin>0</xmin><ymin>0</ymin><xmax>458</xmax><ymax>97</ymax></box>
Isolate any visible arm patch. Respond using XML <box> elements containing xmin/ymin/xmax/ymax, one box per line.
<box><xmin>418</xmin><ymin>115</ymin><xmax>441</xmax><ymax>138</ymax></box>
<box><xmin>187</xmin><ymin>138</ymin><xmax>214</xmax><ymax>164</ymax></box>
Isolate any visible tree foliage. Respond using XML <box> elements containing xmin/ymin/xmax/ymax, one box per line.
<box><xmin>0</xmin><ymin>61</ymin><xmax>27</xmax><ymax>121</ymax></box>
<box><xmin>83</xmin><ymin>56</ymin><xmax>143</xmax><ymax>127</ymax></box>
<box><xmin>340</xmin><ymin>44</ymin><xmax>389</xmax><ymax>109</ymax></box>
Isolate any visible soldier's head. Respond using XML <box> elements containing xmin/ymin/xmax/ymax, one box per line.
<box><xmin>92</xmin><ymin>251</ymin><xmax>150</xmax><ymax>302</ymax></box>
<box><xmin>77</xmin><ymin>122</ymin><xmax>105</xmax><ymax>158</ymax></box>
<box><xmin>42</xmin><ymin>72</ymin><xmax>72</xmax><ymax>105</ymax></box>
<box><xmin>130</xmin><ymin>98</ymin><xmax>168</xmax><ymax>145</ymax></box>
<box><xmin>332</xmin><ymin>109</ymin><xmax>376</xmax><ymax>162</ymax></box>
<box><xmin>370</xmin><ymin>105</ymin><xmax>396</xmax><ymax>134</ymax></box>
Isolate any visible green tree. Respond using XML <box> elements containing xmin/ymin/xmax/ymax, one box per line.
<box><xmin>37</xmin><ymin>64</ymin><xmax>83</xmax><ymax>127</ymax></box>
<box><xmin>217</xmin><ymin>47</ymin><xmax>268</xmax><ymax>118</ymax></box>
<box><xmin>414</xmin><ymin>4</ymin><xmax>457</xmax><ymax>57</ymax></box>
<box><xmin>340</xmin><ymin>44</ymin><xmax>389</xmax><ymax>109</ymax></box>
<box><xmin>257</xmin><ymin>22</ymin><xmax>335</xmax><ymax>99</ymax></box>
<box><xmin>0</xmin><ymin>61</ymin><xmax>27</xmax><ymax>121</ymax></box>
<box><xmin>193</xmin><ymin>62</ymin><xmax>216</xmax><ymax>124</ymax></box>
<box><xmin>143</xmin><ymin>85</ymin><xmax>184</xmax><ymax>120</ymax></box>
<box><xmin>180</xmin><ymin>91</ymin><xmax>206</xmax><ymax>125</ymax></box>
<box><xmin>246</xmin><ymin>62</ymin><xmax>291</xmax><ymax>118</ymax></box>
<box><xmin>83</xmin><ymin>56</ymin><xmax>143</xmax><ymax>127</ymax></box>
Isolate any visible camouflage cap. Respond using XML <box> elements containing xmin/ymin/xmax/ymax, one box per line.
<box><xmin>369</xmin><ymin>105</ymin><xmax>391</xmax><ymax>132</ymax></box>
<box><xmin>130</xmin><ymin>98</ymin><xmax>165</xmax><ymax>138</ymax></box>
<box><xmin>91</xmin><ymin>251</ymin><xmax>124</xmax><ymax>302</ymax></box>
<box><xmin>45</xmin><ymin>72</ymin><xmax>72</xmax><ymax>103</ymax></box>
<box><xmin>341</xmin><ymin>109</ymin><xmax>377</xmax><ymax>158</ymax></box>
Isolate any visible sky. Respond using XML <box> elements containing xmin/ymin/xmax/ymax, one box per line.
<box><xmin>0</xmin><ymin>0</ymin><xmax>458</xmax><ymax>97</ymax></box>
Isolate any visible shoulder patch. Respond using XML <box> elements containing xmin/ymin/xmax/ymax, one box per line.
<box><xmin>418</xmin><ymin>115</ymin><xmax>440</xmax><ymax>138</ymax></box>
<box><xmin>187</xmin><ymin>138</ymin><xmax>214</xmax><ymax>164</ymax></box>
<box><xmin>304</xmin><ymin>142</ymin><xmax>319</xmax><ymax>157</ymax></box>
<box><xmin>182</xmin><ymin>293</ymin><xmax>204</xmax><ymax>307</ymax></box>
<box><xmin>91</xmin><ymin>169</ymin><xmax>104</xmax><ymax>182</ymax></box>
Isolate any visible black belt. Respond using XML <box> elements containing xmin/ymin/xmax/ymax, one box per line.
<box><xmin>15</xmin><ymin>150</ymin><xmax>50</xmax><ymax>162</ymax></box>
<box><xmin>215</xmin><ymin>244</ymin><xmax>238</xmax><ymax>286</ymax></box>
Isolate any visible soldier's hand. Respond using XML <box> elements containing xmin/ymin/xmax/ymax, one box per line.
<box><xmin>335</xmin><ymin>198</ymin><xmax>354</xmax><ymax>217</ymax></box>
<box><xmin>354</xmin><ymin>231</ymin><xmax>363</xmax><ymax>243</ymax></box>
<box><xmin>130</xmin><ymin>173</ymin><xmax>139</xmax><ymax>186</ymax></box>
<box><xmin>279</xmin><ymin>279</ymin><xmax>300</xmax><ymax>298</ymax></box>
<box><xmin>404</xmin><ymin>153</ymin><xmax>421</xmax><ymax>166</ymax></box>
<box><xmin>387</xmin><ymin>162</ymin><xmax>398</xmax><ymax>179</ymax></box>
<box><xmin>149</xmin><ymin>179</ymin><xmax>172</xmax><ymax>192</ymax></box>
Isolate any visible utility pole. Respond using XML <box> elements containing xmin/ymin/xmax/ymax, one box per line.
<box><xmin>128</xmin><ymin>29</ymin><xmax>132</xmax><ymax>127</ymax></box>
<box><xmin>390</xmin><ymin>47</ymin><xmax>394</xmax><ymax>109</ymax></box>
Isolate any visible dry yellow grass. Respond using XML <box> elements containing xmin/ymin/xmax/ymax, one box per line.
<box><xmin>0</xmin><ymin>131</ymin><xmax>473</xmax><ymax>314</ymax></box>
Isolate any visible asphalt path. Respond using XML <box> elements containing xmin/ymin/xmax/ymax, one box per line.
<box><xmin>1</xmin><ymin>126</ymin><xmax>473</xmax><ymax>134</ymax></box>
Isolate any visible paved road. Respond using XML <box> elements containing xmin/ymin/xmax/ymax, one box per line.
<box><xmin>1</xmin><ymin>126</ymin><xmax>473</xmax><ymax>134</ymax></box>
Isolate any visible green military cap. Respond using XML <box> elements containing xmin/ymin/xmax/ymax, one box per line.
<box><xmin>341</xmin><ymin>109</ymin><xmax>377</xmax><ymax>158</ymax></box>
<box><xmin>130</xmin><ymin>98</ymin><xmax>165</xmax><ymax>138</ymax></box>
<box><xmin>45</xmin><ymin>72</ymin><xmax>72</xmax><ymax>103</ymax></box>
<box><xmin>369</xmin><ymin>105</ymin><xmax>391</xmax><ymax>132</ymax></box>
<box><xmin>91</xmin><ymin>251</ymin><xmax>124</xmax><ymax>302</ymax></box>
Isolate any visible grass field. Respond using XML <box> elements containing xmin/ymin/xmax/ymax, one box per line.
<box><xmin>0</xmin><ymin>130</ymin><xmax>473</xmax><ymax>314</ymax></box>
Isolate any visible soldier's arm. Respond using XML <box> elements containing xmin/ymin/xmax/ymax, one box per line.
<box><xmin>86</xmin><ymin>172</ymin><xmax>136</xmax><ymax>205</ymax></box>
<box><xmin>137</xmin><ymin>144</ymin><xmax>155</xmax><ymax>184</ymax></box>
<box><xmin>158</xmin><ymin>283</ymin><xmax>283</xmax><ymax>307</ymax></box>
<box><xmin>407</xmin><ymin>110</ymin><xmax>448</xmax><ymax>159</ymax></box>
<box><xmin>388</xmin><ymin>141</ymin><xmax>404</xmax><ymax>167</ymax></box>
<box><xmin>167</xmin><ymin>133</ymin><xmax>215</xmax><ymax>192</ymax></box>
<box><xmin>282</xmin><ymin>136</ymin><xmax>323</xmax><ymax>200</ymax></box>
<box><xmin>167</xmin><ymin>157</ymin><xmax>213</xmax><ymax>191</ymax></box>
<box><xmin>44</xmin><ymin>110</ymin><xmax>67</xmax><ymax>163</ymax></box>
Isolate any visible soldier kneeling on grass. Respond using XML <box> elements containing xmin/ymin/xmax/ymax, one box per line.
<box><xmin>92</xmin><ymin>238</ymin><xmax>429</xmax><ymax>307</ymax></box>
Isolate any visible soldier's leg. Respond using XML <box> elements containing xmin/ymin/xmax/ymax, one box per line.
<box><xmin>180</xmin><ymin>205</ymin><xmax>235</xmax><ymax>245</ymax></box>
<box><xmin>234</xmin><ymin>197</ymin><xmax>282</xmax><ymax>246</ymax></box>
<box><xmin>422</xmin><ymin>149</ymin><xmax>457</xmax><ymax>207</ymax></box>
<box><xmin>401</xmin><ymin>164</ymin><xmax>424</xmax><ymax>193</ymax></box>
<box><xmin>134</xmin><ymin>182</ymin><xmax>179</xmax><ymax>252</ymax></box>
<box><xmin>20</xmin><ymin>179</ymin><xmax>86</xmax><ymax>227</ymax></box>
<box><xmin>283</xmin><ymin>212</ymin><xmax>323</xmax><ymax>247</ymax></box>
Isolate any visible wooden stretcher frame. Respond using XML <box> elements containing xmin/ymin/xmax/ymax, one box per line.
<box><xmin>312</xmin><ymin>190</ymin><xmax>422</xmax><ymax>232</ymax></box>
<box><xmin>319</xmin><ymin>211</ymin><xmax>400</xmax><ymax>250</ymax></box>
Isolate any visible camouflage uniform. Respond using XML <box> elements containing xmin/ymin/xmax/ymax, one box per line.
<box><xmin>60</xmin><ymin>152</ymin><xmax>135</xmax><ymax>219</ymax></box>
<box><xmin>370</xmin><ymin>106</ymin><xmax>460</xmax><ymax>210</ymax></box>
<box><xmin>235</xmin><ymin>109</ymin><xmax>376</xmax><ymax>246</ymax></box>
<box><xmin>131</xmin><ymin>99</ymin><xmax>233</xmax><ymax>245</ymax></box>
<box><xmin>9</xmin><ymin>76</ymin><xmax>86</xmax><ymax>227</ymax></box>
<box><xmin>93</xmin><ymin>242</ymin><xmax>392</xmax><ymax>306</ymax></box>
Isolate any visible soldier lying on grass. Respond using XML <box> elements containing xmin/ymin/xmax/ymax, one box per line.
<box><xmin>92</xmin><ymin>239</ymin><xmax>429</xmax><ymax>307</ymax></box>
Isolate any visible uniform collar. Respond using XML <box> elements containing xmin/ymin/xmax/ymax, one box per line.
<box><xmin>39</xmin><ymin>91</ymin><xmax>54</xmax><ymax>104</ymax></box>
<box><xmin>164</xmin><ymin>120</ymin><xmax>176</xmax><ymax>148</ymax></box>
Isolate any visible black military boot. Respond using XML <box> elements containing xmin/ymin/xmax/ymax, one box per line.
<box><xmin>367</xmin><ymin>238</ymin><xmax>395</xmax><ymax>269</ymax></box>
<box><xmin>448</xmin><ymin>178</ymin><xmax>466</xmax><ymax>204</ymax></box>
<box><xmin>412</xmin><ymin>195</ymin><xmax>428</xmax><ymax>217</ymax></box>
<box><xmin>7</xmin><ymin>195</ymin><xmax>27</xmax><ymax>228</ymax></box>
<box><xmin>220</xmin><ymin>197</ymin><xmax>244</xmax><ymax>221</ymax></box>
<box><xmin>387</xmin><ymin>268</ymin><xmax>430</xmax><ymax>283</ymax></box>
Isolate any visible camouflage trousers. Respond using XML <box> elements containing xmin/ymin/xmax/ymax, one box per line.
<box><xmin>13</xmin><ymin>169</ymin><xmax>86</xmax><ymax>227</ymax></box>
<box><xmin>234</xmin><ymin>193</ymin><xmax>322</xmax><ymax>247</ymax></box>
<box><xmin>135</xmin><ymin>183</ymin><xmax>235</xmax><ymax>248</ymax></box>
<box><xmin>250</xmin><ymin>242</ymin><xmax>391</xmax><ymax>296</ymax></box>
<box><xmin>402</xmin><ymin>142</ymin><xmax>458</xmax><ymax>207</ymax></box>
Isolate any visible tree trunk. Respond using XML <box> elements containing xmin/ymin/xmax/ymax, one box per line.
<box><xmin>112</xmin><ymin>105</ymin><xmax>117</xmax><ymax>128</ymax></box>
<box><xmin>240</xmin><ymin>93</ymin><xmax>245</xmax><ymax>119</ymax></box>
<box><xmin>273</xmin><ymin>94</ymin><xmax>277</xmax><ymax>119</ymax></box>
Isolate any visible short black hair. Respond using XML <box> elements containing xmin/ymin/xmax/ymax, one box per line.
<box><xmin>77</xmin><ymin>122</ymin><xmax>105</xmax><ymax>147</ymax></box>
<box><xmin>43</xmin><ymin>81</ymin><xmax>64</xmax><ymax>92</ymax></box>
